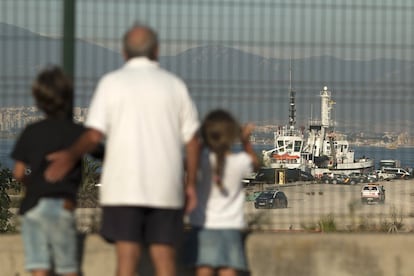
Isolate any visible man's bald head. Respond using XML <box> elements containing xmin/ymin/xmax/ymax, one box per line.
<box><xmin>123</xmin><ymin>23</ymin><xmax>159</xmax><ymax>61</ymax></box>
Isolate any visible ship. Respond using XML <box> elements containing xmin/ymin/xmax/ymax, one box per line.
<box><xmin>302</xmin><ymin>86</ymin><xmax>374</xmax><ymax>176</ymax></box>
<box><xmin>262</xmin><ymin>64</ymin><xmax>307</xmax><ymax>171</ymax></box>
<box><xmin>262</xmin><ymin>85</ymin><xmax>374</xmax><ymax>176</ymax></box>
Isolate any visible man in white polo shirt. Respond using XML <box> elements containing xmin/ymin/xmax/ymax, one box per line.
<box><xmin>45</xmin><ymin>23</ymin><xmax>200</xmax><ymax>276</ymax></box>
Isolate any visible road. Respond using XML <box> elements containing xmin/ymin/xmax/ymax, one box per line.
<box><xmin>244</xmin><ymin>179</ymin><xmax>414</xmax><ymax>232</ymax></box>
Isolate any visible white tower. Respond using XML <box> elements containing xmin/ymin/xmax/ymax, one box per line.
<box><xmin>320</xmin><ymin>86</ymin><xmax>333</xmax><ymax>128</ymax></box>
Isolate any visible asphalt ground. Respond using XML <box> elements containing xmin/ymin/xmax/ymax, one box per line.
<box><xmin>245</xmin><ymin>178</ymin><xmax>414</xmax><ymax>232</ymax></box>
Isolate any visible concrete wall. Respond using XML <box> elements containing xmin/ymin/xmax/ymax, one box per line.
<box><xmin>2</xmin><ymin>232</ymin><xmax>414</xmax><ymax>276</ymax></box>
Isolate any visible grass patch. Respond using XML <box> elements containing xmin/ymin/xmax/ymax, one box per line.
<box><xmin>318</xmin><ymin>214</ymin><xmax>337</xmax><ymax>232</ymax></box>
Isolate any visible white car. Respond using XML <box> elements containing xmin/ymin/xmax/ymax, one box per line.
<box><xmin>382</xmin><ymin>167</ymin><xmax>411</xmax><ymax>179</ymax></box>
<box><xmin>361</xmin><ymin>184</ymin><xmax>385</xmax><ymax>204</ymax></box>
<box><xmin>375</xmin><ymin>170</ymin><xmax>395</xmax><ymax>181</ymax></box>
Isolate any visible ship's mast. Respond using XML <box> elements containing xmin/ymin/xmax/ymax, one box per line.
<box><xmin>288</xmin><ymin>60</ymin><xmax>296</xmax><ymax>131</ymax></box>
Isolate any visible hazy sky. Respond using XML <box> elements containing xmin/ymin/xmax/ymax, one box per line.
<box><xmin>1</xmin><ymin>0</ymin><xmax>413</xmax><ymax>60</ymax></box>
<box><xmin>1</xmin><ymin>0</ymin><xmax>414</xmax><ymax>134</ymax></box>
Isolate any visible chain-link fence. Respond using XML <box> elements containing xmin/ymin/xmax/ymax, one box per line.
<box><xmin>1</xmin><ymin>0</ymin><xmax>414</xmax><ymax>233</ymax></box>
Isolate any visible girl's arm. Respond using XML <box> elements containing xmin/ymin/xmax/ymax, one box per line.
<box><xmin>241</xmin><ymin>123</ymin><xmax>260</xmax><ymax>171</ymax></box>
<box><xmin>13</xmin><ymin>161</ymin><xmax>26</xmax><ymax>182</ymax></box>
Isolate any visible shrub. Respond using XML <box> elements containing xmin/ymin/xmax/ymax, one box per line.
<box><xmin>0</xmin><ymin>163</ymin><xmax>21</xmax><ymax>233</ymax></box>
<box><xmin>77</xmin><ymin>157</ymin><xmax>101</xmax><ymax>208</ymax></box>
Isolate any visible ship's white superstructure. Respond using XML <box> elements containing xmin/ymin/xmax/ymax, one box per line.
<box><xmin>303</xmin><ymin>86</ymin><xmax>374</xmax><ymax>175</ymax></box>
<box><xmin>262</xmin><ymin>64</ymin><xmax>306</xmax><ymax>170</ymax></box>
<box><xmin>262</xmin><ymin>125</ymin><xmax>306</xmax><ymax>169</ymax></box>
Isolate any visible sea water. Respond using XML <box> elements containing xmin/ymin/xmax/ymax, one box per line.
<box><xmin>0</xmin><ymin>138</ymin><xmax>15</xmax><ymax>169</ymax></box>
<box><xmin>2</xmin><ymin>138</ymin><xmax>414</xmax><ymax>170</ymax></box>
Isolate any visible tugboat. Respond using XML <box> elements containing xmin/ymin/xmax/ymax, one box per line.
<box><xmin>262</xmin><ymin>85</ymin><xmax>374</xmax><ymax>178</ymax></box>
<box><xmin>303</xmin><ymin>86</ymin><xmax>374</xmax><ymax>176</ymax></box>
<box><xmin>262</xmin><ymin>64</ymin><xmax>306</xmax><ymax>171</ymax></box>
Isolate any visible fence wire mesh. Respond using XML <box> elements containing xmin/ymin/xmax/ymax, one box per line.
<box><xmin>1</xmin><ymin>0</ymin><xmax>414</xmax><ymax>233</ymax></box>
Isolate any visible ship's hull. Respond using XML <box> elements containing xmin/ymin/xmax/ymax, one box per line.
<box><xmin>335</xmin><ymin>159</ymin><xmax>374</xmax><ymax>170</ymax></box>
<box><xmin>312</xmin><ymin>159</ymin><xmax>374</xmax><ymax>176</ymax></box>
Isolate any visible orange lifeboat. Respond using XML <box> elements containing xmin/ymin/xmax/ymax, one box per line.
<box><xmin>273</xmin><ymin>153</ymin><xmax>300</xmax><ymax>160</ymax></box>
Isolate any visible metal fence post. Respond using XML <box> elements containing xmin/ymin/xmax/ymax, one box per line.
<box><xmin>62</xmin><ymin>0</ymin><xmax>76</xmax><ymax>118</ymax></box>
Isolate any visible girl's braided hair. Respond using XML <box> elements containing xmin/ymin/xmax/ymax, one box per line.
<box><xmin>201</xmin><ymin>110</ymin><xmax>241</xmax><ymax>190</ymax></box>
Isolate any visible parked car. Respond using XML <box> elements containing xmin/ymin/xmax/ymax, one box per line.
<box><xmin>375</xmin><ymin>170</ymin><xmax>395</xmax><ymax>181</ymax></box>
<box><xmin>254</xmin><ymin>190</ymin><xmax>288</xmax><ymax>209</ymax></box>
<box><xmin>319</xmin><ymin>173</ymin><xmax>332</xmax><ymax>184</ymax></box>
<box><xmin>366</xmin><ymin>172</ymin><xmax>378</xmax><ymax>183</ymax></box>
<box><xmin>382</xmin><ymin>167</ymin><xmax>411</xmax><ymax>179</ymax></box>
<box><xmin>321</xmin><ymin>173</ymin><xmax>350</xmax><ymax>184</ymax></box>
<box><xmin>348</xmin><ymin>172</ymin><xmax>368</xmax><ymax>185</ymax></box>
<box><xmin>361</xmin><ymin>184</ymin><xmax>385</xmax><ymax>204</ymax></box>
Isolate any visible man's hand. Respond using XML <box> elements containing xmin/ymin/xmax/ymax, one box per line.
<box><xmin>44</xmin><ymin>128</ymin><xmax>104</xmax><ymax>182</ymax></box>
<box><xmin>44</xmin><ymin>150</ymin><xmax>76</xmax><ymax>182</ymax></box>
<box><xmin>184</xmin><ymin>134</ymin><xmax>200</xmax><ymax>214</ymax></box>
<box><xmin>184</xmin><ymin>184</ymin><xmax>197</xmax><ymax>214</ymax></box>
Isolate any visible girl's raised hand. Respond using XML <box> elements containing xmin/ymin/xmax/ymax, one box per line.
<box><xmin>241</xmin><ymin>123</ymin><xmax>255</xmax><ymax>142</ymax></box>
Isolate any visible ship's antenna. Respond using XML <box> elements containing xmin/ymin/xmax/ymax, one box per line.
<box><xmin>288</xmin><ymin>58</ymin><xmax>296</xmax><ymax>130</ymax></box>
<box><xmin>310</xmin><ymin>104</ymin><xmax>313</xmax><ymax>121</ymax></box>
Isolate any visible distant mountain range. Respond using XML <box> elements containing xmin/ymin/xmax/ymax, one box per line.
<box><xmin>1</xmin><ymin>23</ymin><xmax>414</xmax><ymax>132</ymax></box>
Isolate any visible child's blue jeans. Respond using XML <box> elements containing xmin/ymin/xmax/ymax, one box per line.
<box><xmin>21</xmin><ymin>198</ymin><xmax>78</xmax><ymax>274</ymax></box>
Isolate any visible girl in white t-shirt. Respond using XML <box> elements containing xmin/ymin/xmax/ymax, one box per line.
<box><xmin>184</xmin><ymin>109</ymin><xmax>259</xmax><ymax>276</ymax></box>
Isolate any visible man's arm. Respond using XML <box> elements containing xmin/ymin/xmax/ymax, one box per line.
<box><xmin>184</xmin><ymin>134</ymin><xmax>200</xmax><ymax>214</ymax></box>
<box><xmin>44</xmin><ymin>128</ymin><xmax>103</xmax><ymax>182</ymax></box>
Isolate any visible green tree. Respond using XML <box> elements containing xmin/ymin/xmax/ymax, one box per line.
<box><xmin>0</xmin><ymin>164</ymin><xmax>21</xmax><ymax>233</ymax></box>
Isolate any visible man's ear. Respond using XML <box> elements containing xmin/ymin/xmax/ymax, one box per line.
<box><xmin>122</xmin><ymin>49</ymin><xmax>129</xmax><ymax>61</ymax></box>
<box><xmin>151</xmin><ymin>46</ymin><xmax>159</xmax><ymax>61</ymax></box>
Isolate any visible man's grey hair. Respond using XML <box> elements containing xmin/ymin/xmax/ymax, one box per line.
<box><xmin>122</xmin><ymin>23</ymin><xmax>158</xmax><ymax>60</ymax></box>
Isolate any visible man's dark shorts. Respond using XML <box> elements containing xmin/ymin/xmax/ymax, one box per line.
<box><xmin>100</xmin><ymin>206</ymin><xmax>184</xmax><ymax>246</ymax></box>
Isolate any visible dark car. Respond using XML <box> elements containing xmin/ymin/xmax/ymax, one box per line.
<box><xmin>348</xmin><ymin>172</ymin><xmax>369</xmax><ymax>184</ymax></box>
<box><xmin>321</xmin><ymin>173</ymin><xmax>350</xmax><ymax>184</ymax></box>
<box><xmin>254</xmin><ymin>190</ymin><xmax>288</xmax><ymax>209</ymax></box>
